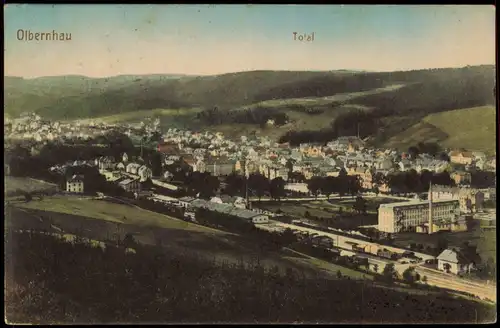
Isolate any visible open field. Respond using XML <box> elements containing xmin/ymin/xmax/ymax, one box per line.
<box><xmin>76</xmin><ymin>107</ymin><xmax>203</xmax><ymax>124</ymax></box>
<box><xmin>5</xmin><ymin>176</ymin><xmax>58</xmax><ymax>197</ymax></box>
<box><xmin>256</xmin><ymin>197</ymin><xmax>403</xmax><ymax>228</ymax></box>
<box><xmin>326</xmin><ymin>197</ymin><xmax>406</xmax><ymax>214</ymax></box>
<box><xmin>12</xmin><ymin>195</ymin><xmax>217</xmax><ymax>233</ymax></box>
<box><xmin>385</xmin><ymin>106</ymin><xmax>496</xmax><ymax>154</ymax></box>
<box><xmin>241</xmin><ymin>84</ymin><xmax>406</xmax><ymax>109</ymax></box>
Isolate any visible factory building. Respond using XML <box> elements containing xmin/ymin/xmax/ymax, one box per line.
<box><xmin>378</xmin><ymin>183</ymin><xmax>462</xmax><ymax>234</ymax></box>
<box><xmin>431</xmin><ymin>185</ymin><xmax>485</xmax><ymax>213</ymax></box>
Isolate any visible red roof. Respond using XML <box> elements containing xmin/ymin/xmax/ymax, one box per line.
<box><xmin>157</xmin><ymin>143</ymin><xmax>179</xmax><ymax>154</ymax></box>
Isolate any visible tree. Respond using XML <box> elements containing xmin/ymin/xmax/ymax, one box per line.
<box><xmin>280</xmin><ymin>228</ymin><xmax>296</xmax><ymax>247</ymax></box>
<box><xmin>248</xmin><ymin>173</ymin><xmax>269</xmax><ymax>201</ymax></box>
<box><xmin>188</xmin><ymin>172</ymin><xmax>220</xmax><ymax>199</ymax></box>
<box><xmin>436</xmin><ymin>235</ymin><xmax>448</xmax><ymax>254</ymax></box>
<box><xmin>432</xmin><ymin>171</ymin><xmax>455</xmax><ymax>187</ymax></box>
<box><xmin>402</xmin><ymin>266</ymin><xmax>418</xmax><ymax>284</ymax></box>
<box><xmin>285</xmin><ymin>159</ymin><xmax>295</xmax><ymax>175</ymax></box>
<box><xmin>382</xmin><ymin>263</ymin><xmax>398</xmax><ymax>283</ymax></box>
<box><xmin>24</xmin><ymin>192</ymin><xmax>33</xmax><ymax>202</ymax></box>
<box><xmin>122</xmin><ymin>233</ymin><xmax>136</xmax><ymax>249</ymax></box>
<box><xmin>346</xmin><ymin>175</ymin><xmax>362</xmax><ymax>198</ymax></box>
<box><xmin>408</xmin><ymin>146</ymin><xmax>420</xmax><ymax>160</ymax></box>
<box><xmin>387</xmin><ymin>173</ymin><xmax>406</xmax><ymax>195</ymax></box>
<box><xmin>307</xmin><ymin>177</ymin><xmax>323</xmax><ymax>199</ymax></box>
<box><xmin>372</xmin><ymin>172</ymin><xmax>387</xmax><ymax>189</ymax></box>
<box><xmin>420</xmin><ymin>170</ymin><xmax>433</xmax><ymax>191</ymax></box>
<box><xmin>270</xmin><ymin>177</ymin><xmax>286</xmax><ymax>201</ymax></box>
<box><xmin>404</xmin><ymin>169</ymin><xmax>421</xmax><ymax>193</ymax></box>
<box><xmin>419</xmin><ymin>142</ymin><xmax>440</xmax><ymax>157</ymax></box>
<box><xmin>353</xmin><ymin>196</ymin><xmax>367</xmax><ymax>214</ymax></box>
<box><xmin>437</xmin><ymin>152</ymin><xmax>450</xmax><ymax>162</ymax></box>
<box><xmin>225</xmin><ymin>172</ymin><xmax>246</xmax><ymax>197</ymax></box>
<box><xmin>322</xmin><ymin>176</ymin><xmax>337</xmax><ymax>199</ymax></box>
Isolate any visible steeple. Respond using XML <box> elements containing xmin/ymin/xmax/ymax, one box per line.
<box><xmin>428</xmin><ymin>182</ymin><xmax>433</xmax><ymax>234</ymax></box>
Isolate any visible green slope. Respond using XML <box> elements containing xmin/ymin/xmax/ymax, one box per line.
<box><xmin>385</xmin><ymin>106</ymin><xmax>497</xmax><ymax>154</ymax></box>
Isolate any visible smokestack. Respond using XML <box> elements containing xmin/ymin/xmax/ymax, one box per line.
<box><xmin>428</xmin><ymin>182</ymin><xmax>433</xmax><ymax>234</ymax></box>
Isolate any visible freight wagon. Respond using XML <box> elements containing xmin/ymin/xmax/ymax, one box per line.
<box><xmin>312</xmin><ymin>236</ymin><xmax>335</xmax><ymax>249</ymax></box>
<box><xmin>377</xmin><ymin>248</ymin><xmax>400</xmax><ymax>260</ymax></box>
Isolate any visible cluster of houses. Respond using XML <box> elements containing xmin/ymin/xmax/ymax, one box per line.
<box><xmin>50</xmin><ymin>124</ymin><xmax>496</xmax><ymax>203</ymax></box>
<box><xmin>8</xmin><ymin>113</ymin><xmax>495</xmax><ymax>195</ymax></box>
<box><xmin>6</xmin><ymin>113</ymin><xmax>102</xmax><ymax>142</ymax></box>
<box><xmin>156</xmin><ymin>130</ymin><xmax>496</xmax><ymax>195</ymax></box>
<box><xmin>5</xmin><ymin>112</ymin><xmax>161</xmax><ymax>146</ymax></box>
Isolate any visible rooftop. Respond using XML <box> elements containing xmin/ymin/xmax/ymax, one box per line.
<box><xmin>190</xmin><ymin>199</ymin><xmax>264</xmax><ymax>220</ymax></box>
<box><xmin>68</xmin><ymin>174</ymin><xmax>84</xmax><ymax>182</ymax></box>
<box><xmin>437</xmin><ymin>248</ymin><xmax>478</xmax><ymax>264</ymax></box>
<box><xmin>379</xmin><ymin>199</ymin><xmax>459</xmax><ymax>209</ymax></box>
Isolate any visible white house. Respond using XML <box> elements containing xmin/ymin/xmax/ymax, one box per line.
<box><xmin>66</xmin><ymin>175</ymin><xmax>84</xmax><ymax>193</ymax></box>
<box><xmin>126</xmin><ymin>163</ymin><xmax>142</xmax><ymax>175</ymax></box>
<box><xmin>436</xmin><ymin>248</ymin><xmax>477</xmax><ymax>275</ymax></box>
<box><xmin>122</xmin><ymin>152</ymin><xmax>129</xmax><ymax>163</ymax></box>
<box><xmin>138</xmin><ymin>165</ymin><xmax>153</xmax><ymax>182</ymax></box>
<box><xmin>97</xmin><ymin>156</ymin><xmax>116</xmax><ymax>171</ymax></box>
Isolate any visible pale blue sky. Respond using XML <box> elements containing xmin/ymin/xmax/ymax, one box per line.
<box><xmin>4</xmin><ymin>4</ymin><xmax>496</xmax><ymax>77</ymax></box>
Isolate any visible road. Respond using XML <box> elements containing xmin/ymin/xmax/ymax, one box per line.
<box><xmin>249</xmin><ymin>193</ymin><xmax>413</xmax><ymax>202</ymax></box>
<box><xmin>415</xmin><ymin>266</ymin><xmax>496</xmax><ymax>302</ymax></box>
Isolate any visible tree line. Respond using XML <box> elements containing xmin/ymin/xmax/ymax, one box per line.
<box><xmin>385</xmin><ymin>169</ymin><xmax>455</xmax><ymax>195</ymax></box>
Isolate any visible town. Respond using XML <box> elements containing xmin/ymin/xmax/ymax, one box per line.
<box><xmin>4</xmin><ymin>5</ymin><xmax>496</xmax><ymax>324</ymax></box>
<box><xmin>5</xmin><ymin>112</ymin><xmax>497</xmax><ymax>305</ymax></box>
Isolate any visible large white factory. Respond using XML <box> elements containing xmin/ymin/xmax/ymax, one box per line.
<box><xmin>378</xmin><ymin>184</ymin><xmax>465</xmax><ymax>234</ymax></box>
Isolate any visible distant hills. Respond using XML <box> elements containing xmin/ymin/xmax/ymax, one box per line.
<box><xmin>4</xmin><ymin>65</ymin><xmax>496</xmax><ymax>150</ymax></box>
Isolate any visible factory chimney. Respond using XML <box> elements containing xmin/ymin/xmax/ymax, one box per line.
<box><xmin>428</xmin><ymin>182</ymin><xmax>433</xmax><ymax>234</ymax></box>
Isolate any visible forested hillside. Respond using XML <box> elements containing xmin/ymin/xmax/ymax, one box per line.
<box><xmin>4</xmin><ymin>65</ymin><xmax>495</xmax><ymax>148</ymax></box>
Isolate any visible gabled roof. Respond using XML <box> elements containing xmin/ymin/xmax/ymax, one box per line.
<box><xmin>118</xmin><ymin>178</ymin><xmax>138</xmax><ymax>186</ymax></box>
<box><xmin>450</xmin><ymin>150</ymin><xmax>474</xmax><ymax>158</ymax></box>
<box><xmin>437</xmin><ymin>248</ymin><xmax>478</xmax><ymax>264</ymax></box>
<box><xmin>68</xmin><ymin>174</ymin><xmax>84</xmax><ymax>182</ymax></box>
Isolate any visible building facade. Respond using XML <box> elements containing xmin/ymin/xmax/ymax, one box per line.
<box><xmin>66</xmin><ymin>175</ymin><xmax>84</xmax><ymax>193</ymax></box>
<box><xmin>437</xmin><ymin>248</ymin><xmax>476</xmax><ymax>275</ymax></box>
<box><xmin>431</xmin><ymin>185</ymin><xmax>485</xmax><ymax>213</ymax></box>
<box><xmin>378</xmin><ymin>199</ymin><xmax>460</xmax><ymax>233</ymax></box>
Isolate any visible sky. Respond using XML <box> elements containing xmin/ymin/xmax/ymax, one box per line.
<box><xmin>4</xmin><ymin>4</ymin><xmax>496</xmax><ymax>78</ymax></box>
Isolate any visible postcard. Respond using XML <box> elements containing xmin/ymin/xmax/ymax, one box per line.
<box><xmin>4</xmin><ymin>4</ymin><xmax>497</xmax><ymax>324</ymax></box>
